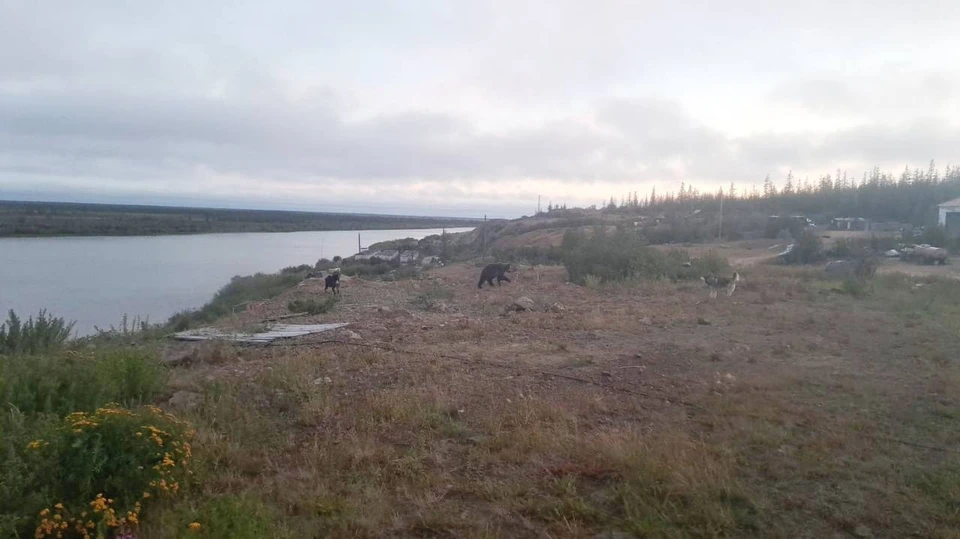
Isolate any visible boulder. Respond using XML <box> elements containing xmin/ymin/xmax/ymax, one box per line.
<box><xmin>512</xmin><ymin>297</ymin><xmax>537</xmax><ymax>312</ymax></box>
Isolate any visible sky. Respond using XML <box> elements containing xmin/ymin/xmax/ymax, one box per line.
<box><xmin>2</xmin><ymin>1</ymin><xmax>959</xmax><ymax>218</ymax></box>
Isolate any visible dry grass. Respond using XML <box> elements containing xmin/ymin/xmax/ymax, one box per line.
<box><xmin>140</xmin><ymin>260</ymin><xmax>960</xmax><ymax>538</ymax></box>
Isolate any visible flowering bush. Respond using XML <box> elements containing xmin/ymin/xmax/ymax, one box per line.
<box><xmin>24</xmin><ymin>405</ymin><xmax>194</xmax><ymax>538</ymax></box>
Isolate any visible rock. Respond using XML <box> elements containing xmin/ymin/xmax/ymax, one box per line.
<box><xmin>639</xmin><ymin>317</ymin><xmax>652</xmax><ymax>326</ymax></box>
<box><xmin>465</xmin><ymin>434</ymin><xmax>489</xmax><ymax>446</ymax></box>
<box><xmin>167</xmin><ymin>390</ymin><xmax>203</xmax><ymax>410</ymax></box>
<box><xmin>697</xmin><ymin>317</ymin><xmax>712</xmax><ymax>326</ymax></box>
<box><xmin>512</xmin><ymin>297</ymin><xmax>536</xmax><ymax>312</ymax></box>
<box><xmin>634</xmin><ymin>352</ymin><xmax>643</xmax><ymax>359</ymax></box>
<box><xmin>313</xmin><ymin>376</ymin><xmax>333</xmax><ymax>385</ymax></box>
<box><xmin>549</xmin><ymin>302</ymin><xmax>566</xmax><ymax>313</ymax></box>
<box><xmin>854</xmin><ymin>524</ymin><xmax>872</xmax><ymax>538</ymax></box>
<box><xmin>344</xmin><ymin>330</ymin><xmax>361</xmax><ymax>340</ymax></box>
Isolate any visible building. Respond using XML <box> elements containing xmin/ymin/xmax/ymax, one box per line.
<box><xmin>399</xmin><ymin>250</ymin><xmax>419</xmax><ymax>264</ymax></box>
<box><xmin>938</xmin><ymin>198</ymin><xmax>960</xmax><ymax>235</ymax></box>
<box><xmin>830</xmin><ymin>217</ymin><xmax>868</xmax><ymax>231</ymax></box>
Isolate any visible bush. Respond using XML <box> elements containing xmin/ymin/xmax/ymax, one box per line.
<box><xmin>0</xmin><ymin>310</ymin><xmax>75</xmax><ymax>355</ymax></box>
<box><xmin>782</xmin><ymin>231</ymin><xmax>824</xmax><ymax>265</ymax></box>
<box><xmin>2</xmin><ymin>405</ymin><xmax>193</xmax><ymax>538</ymax></box>
<box><xmin>287</xmin><ymin>297</ymin><xmax>339</xmax><ymax>315</ymax></box>
<box><xmin>560</xmin><ymin>227</ymin><xmax>728</xmax><ymax>284</ymax></box>
<box><xmin>172</xmin><ymin>268</ymin><xmax>311</xmax><ymax>328</ymax></box>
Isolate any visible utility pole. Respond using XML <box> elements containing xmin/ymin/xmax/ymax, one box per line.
<box><xmin>718</xmin><ymin>188</ymin><xmax>724</xmax><ymax>240</ymax></box>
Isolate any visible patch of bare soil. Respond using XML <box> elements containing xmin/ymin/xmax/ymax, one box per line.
<box><xmin>165</xmin><ymin>261</ymin><xmax>960</xmax><ymax>538</ymax></box>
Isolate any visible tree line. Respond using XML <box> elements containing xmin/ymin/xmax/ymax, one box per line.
<box><xmin>601</xmin><ymin>161</ymin><xmax>960</xmax><ymax>225</ymax></box>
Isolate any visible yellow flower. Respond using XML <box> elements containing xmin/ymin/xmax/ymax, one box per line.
<box><xmin>54</xmin><ymin>503</ymin><xmax>64</xmax><ymax>510</ymax></box>
<box><xmin>188</xmin><ymin>522</ymin><xmax>201</xmax><ymax>531</ymax></box>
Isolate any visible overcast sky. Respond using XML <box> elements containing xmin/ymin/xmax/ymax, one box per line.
<box><xmin>2</xmin><ymin>1</ymin><xmax>959</xmax><ymax>217</ymax></box>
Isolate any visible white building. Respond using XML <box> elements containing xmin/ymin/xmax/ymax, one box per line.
<box><xmin>938</xmin><ymin>197</ymin><xmax>960</xmax><ymax>228</ymax></box>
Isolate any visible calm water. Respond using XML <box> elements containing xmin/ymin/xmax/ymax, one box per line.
<box><xmin>0</xmin><ymin>228</ymin><xmax>472</xmax><ymax>336</ymax></box>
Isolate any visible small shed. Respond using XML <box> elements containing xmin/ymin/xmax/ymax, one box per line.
<box><xmin>938</xmin><ymin>197</ymin><xmax>960</xmax><ymax>236</ymax></box>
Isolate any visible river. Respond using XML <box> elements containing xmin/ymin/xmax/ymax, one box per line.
<box><xmin>0</xmin><ymin>228</ymin><xmax>472</xmax><ymax>336</ymax></box>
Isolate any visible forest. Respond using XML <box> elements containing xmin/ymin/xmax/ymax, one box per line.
<box><xmin>0</xmin><ymin>201</ymin><xmax>481</xmax><ymax>237</ymax></box>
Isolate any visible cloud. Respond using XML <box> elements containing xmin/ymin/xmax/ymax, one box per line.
<box><xmin>2</xmin><ymin>1</ymin><xmax>960</xmax><ymax>216</ymax></box>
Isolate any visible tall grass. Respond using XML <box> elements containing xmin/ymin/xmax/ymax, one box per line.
<box><xmin>0</xmin><ymin>310</ymin><xmax>74</xmax><ymax>355</ymax></box>
<box><xmin>0</xmin><ymin>349</ymin><xmax>167</xmax><ymax>416</ymax></box>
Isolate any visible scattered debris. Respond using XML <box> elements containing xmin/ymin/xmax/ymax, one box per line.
<box><xmin>172</xmin><ymin>323</ymin><xmax>348</xmax><ymax>344</ymax></box>
<box><xmin>549</xmin><ymin>302</ymin><xmax>566</xmax><ymax>313</ymax></box>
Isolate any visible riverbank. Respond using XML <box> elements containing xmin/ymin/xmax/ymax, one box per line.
<box><xmin>0</xmin><ymin>227</ymin><xmax>473</xmax><ymax>336</ymax></box>
<box><xmin>0</xmin><ymin>200</ymin><xmax>482</xmax><ymax>238</ymax></box>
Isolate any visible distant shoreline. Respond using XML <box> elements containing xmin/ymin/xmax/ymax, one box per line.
<box><xmin>0</xmin><ymin>200</ymin><xmax>483</xmax><ymax>238</ymax></box>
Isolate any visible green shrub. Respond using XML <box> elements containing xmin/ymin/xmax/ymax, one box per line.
<box><xmin>13</xmin><ymin>405</ymin><xmax>194</xmax><ymax>538</ymax></box>
<box><xmin>0</xmin><ymin>349</ymin><xmax>167</xmax><ymax>417</ymax></box>
<box><xmin>0</xmin><ymin>310</ymin><xmax>75</xmax><ymax>355</ymax></box>
<box><xmin>287</xmin><ymin>297</ymin><xmax>339</xmax><ymax>315</ymax></box>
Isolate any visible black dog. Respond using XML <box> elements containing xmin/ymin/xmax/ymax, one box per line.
<box><xmin>324</xmin><ymin>273</ymin><xmax>340</xmax><ymax>295</ymax></box>
<box><xmin>477</xmin><ymin>263</ymin><xmax>511</xmax><ymax>288</ymax></box>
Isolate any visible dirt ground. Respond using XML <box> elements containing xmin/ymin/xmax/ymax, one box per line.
<box><xmin>160</xmin><ymin>259</ymin><xmax>960</xmax><ymax>538</ymax></box>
